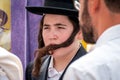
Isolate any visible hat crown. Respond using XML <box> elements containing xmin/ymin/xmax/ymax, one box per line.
<box><xmin>44</xmin><ymin>0</ymin><xmax>75</xmax><ymax>10</ymax></box>
<box><xmin>26</xmin><ymin>0</ymin><xmax>78</xmax><ymax>17</ymax></box>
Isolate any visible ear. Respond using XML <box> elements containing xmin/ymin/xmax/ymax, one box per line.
<box><xmin>88</xmin><ymin>0</ymin><xmax>100</xmax><ymax>14</ymax></box>
<box><xmin>76</xmin><ymin>30</ymin><xmax>83</xmax><ymax>40</ymax></box>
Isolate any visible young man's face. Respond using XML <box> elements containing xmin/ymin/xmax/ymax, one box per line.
<box><xmin>42</xmin><ymin>14</ymin><xmax>73</xmax><ymax>46</ymax></box>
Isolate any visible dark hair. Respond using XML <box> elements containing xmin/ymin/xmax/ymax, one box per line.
<box><xmin>38</xmin><ymin>15</ymin><xmax>45</xmax><ymax>49</ymax></box>
<box><xmin>104</xmin><ymin>0</ymin><xmax>120</xmax><ymax>13</ymax></box>
<box><xmin>32</xmin><ymin>15</ymin><xmax>80</xmax><ymax>77</ymax></box>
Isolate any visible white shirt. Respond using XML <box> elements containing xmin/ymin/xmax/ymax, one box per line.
<box><xmin>47</xmin><ymin>57</ymin><xmax>64</xmax><ymax>80</ymax></box>
<box><xmin>0</xmin><ymin>47</ymin><xmax>23</xmax><ymax>80</ymax></box>
<box><xmin>63</xmin><ymin>24</ymin><xmax>120</xmax><ymax>80</ymax></box>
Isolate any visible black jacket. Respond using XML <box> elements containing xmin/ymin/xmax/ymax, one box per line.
<box><xmin>25</xmin><ymin>45</ymin><xmax>87</xmax><ymax>80</ymax></box>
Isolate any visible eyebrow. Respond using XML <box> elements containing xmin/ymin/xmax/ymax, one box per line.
<box><xmin>43</xmin><ymin>23</ymin><xmax>67</xmax><ymax>27</ymax></box>
<box><xmin>43</xmin><ymin>24</ymin><xmax>49</xmax><ymax>27</ymax></box>
<box><xmin>54</xmin><ymin>23</ymin><xmax>67</xmax><ymax>26</ymax></box>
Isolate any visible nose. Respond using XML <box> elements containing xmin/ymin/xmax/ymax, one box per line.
<box><xmin>49</xmin><ymin>30</ymin><xmax>58</xmax><ymax>41</ymax></box>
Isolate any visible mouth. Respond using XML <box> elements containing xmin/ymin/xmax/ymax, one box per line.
<box><xmin>47</xmin><ymin>44</ymin><xmax>58</xmax><ymax>55</ymax></box>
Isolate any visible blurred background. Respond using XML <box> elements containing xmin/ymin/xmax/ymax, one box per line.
<box><xmin>0</xmin><ymin>0</ymin><xmax>44</xmax><ymax>79</ymax></box>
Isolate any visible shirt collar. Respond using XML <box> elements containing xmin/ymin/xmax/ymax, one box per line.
<box><xmin>49</xmin><ymin>56</ymin><xmax>53</xmax><ymax>69</ymax></box>
<box><xmin>48</xmin><ymin>57</ymin><xmax>63</xmax><ymax>78</ymax></box>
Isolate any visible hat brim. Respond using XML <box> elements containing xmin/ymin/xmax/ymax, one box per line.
<box><xmin>26</xmin><ymin>6</ymin><xmax>78</xmax><ymax>17</ymax></box>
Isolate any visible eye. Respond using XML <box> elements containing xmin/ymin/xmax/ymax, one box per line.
<box><xmin>56</xmin><ymin>24</ymin><xmax>66</xmax><ymax>29</ymax></box>
<box><xmin>43</xmin><ymin>26</ymin><xmax>50</xmax><ymax>30</ymax></box>
<box><xmin>57</xmin><ymin>26</ymin><xmax>65</xmax><ymax>29</ymax></box>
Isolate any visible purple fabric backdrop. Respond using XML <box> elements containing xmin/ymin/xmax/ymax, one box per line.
<box><xmin>11</xmin><ymin>0</ymin><xmax>43</xmax><ymax>79</ymax></box>
<box><xmin>26</xmin><ymin>0</ymin><xmax>43</xmax><ymax>63</ymax></box>
<box><xmin>11</xmin><ymin>0</ymin><xmax>26</xmax><ymax>68</ymax></box>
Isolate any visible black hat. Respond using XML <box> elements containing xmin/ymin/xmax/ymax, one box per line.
<box><xmin>26</xmin><ymin>0</ymin><xmax>78</xmax><ymax>17</ymax></box>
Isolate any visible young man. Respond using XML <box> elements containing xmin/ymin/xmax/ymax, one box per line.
<box><xmin>25</xmin><ymin>0</ymin><xmax>87</xmax><ymax>80</ymax></box>
<box><xmin>63</xmin><ymin>0</ymin><xmax>120</xmax><ymax>80</ymax></box>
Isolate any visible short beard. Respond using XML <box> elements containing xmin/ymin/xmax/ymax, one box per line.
<box><xmin>81</xmin><ymin>0</ymin><xmax>96</xmax><ymax>44</ymax></box>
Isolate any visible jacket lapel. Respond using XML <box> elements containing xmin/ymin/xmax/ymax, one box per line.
<box><xmin>37</xmin><ymin>56</ymin><xmax>51</xmax><ymax>80</ymax></box>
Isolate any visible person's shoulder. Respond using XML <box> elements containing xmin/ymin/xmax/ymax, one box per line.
<box><xmin>0</xmin><ymin>47</ymin><xmax>21</xmax><ymax>62</ymax></box>
<box><xmin>0</xmin><ymin>47</ymin><xmax>23</xmax><ymax>80</ymax></box>
<box><xmin>26</xmin><ymin>55</ymin><xmax>50</xmax><ymax>69</ymax></box>
<box><xmin>0</xmin><ymin>47</ymin><xmax>10</xmax><ymax>56</ymax></box>
<box><xmin>70</xmin><ymin>47</ymin><xmax>107</xmax><ymax>69</ymax></box>
<box><xmin>25</xmin><ymin>55</ymin><xmax>50</xmax><ymax>80</ymax></box>
<box><xmin>69</xmin><ymin>42</ymin><xmax>120</xmax><ymax>70</ymax></box>
<box><xmin>41</xmin><ymin>55</ymin><xmax>50</xmax><ymax>62</ymax></box>
<box><xmin>0</xmin><ymin>47</ymin><xmax>23</xmax><ymax>69</ymax></box>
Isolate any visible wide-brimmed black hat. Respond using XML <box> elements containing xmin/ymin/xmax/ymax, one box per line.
<box><xmin>26</xmin><ymin>0</ymin><xmax>78</xmax><ymax>17</ymax></box>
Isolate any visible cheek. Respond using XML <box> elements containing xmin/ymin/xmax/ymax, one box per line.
<box><xmin>59</xmin><ymin>29</ymin><xmax>72</xmax><ymax>42</ymax></box>
<box><xmin>59</xmin><ymin>33</ymin><xmax>70</xmax><ymax>42</ymax></box>
<box><xmin>42</xmin><ymin>33</ymin><xmax>48</xmax><ymax>45</ymax></box>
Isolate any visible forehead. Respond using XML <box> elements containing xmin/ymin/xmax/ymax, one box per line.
<box><xmin>44</xmin><ymin>14</ymin><xmax>68</xmax><ymax>18</ymax></box>
<box><xmin>43</xmin><ymin>14</ymin><xmax>70</xmax><ymax>23</ymax></box>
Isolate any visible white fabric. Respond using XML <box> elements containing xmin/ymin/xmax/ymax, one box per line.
<box><xmin>0</xmin><ymin>47</ymin><xmax>23</xmax><ymax>80</ymax></box>
<box><xmin>48</xmin><ymin>57</ymin><xmax>63</xmax><ymax>80</ymax></box>
<box><xmin>0</xmin><ymin>68</ymin><xmax>9</xmax><ymax>80</ymax></box>
<box><xmin>63</xmin><ymin>24</ymin><xmax>120</xmax><ymax>80</ymax></box>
